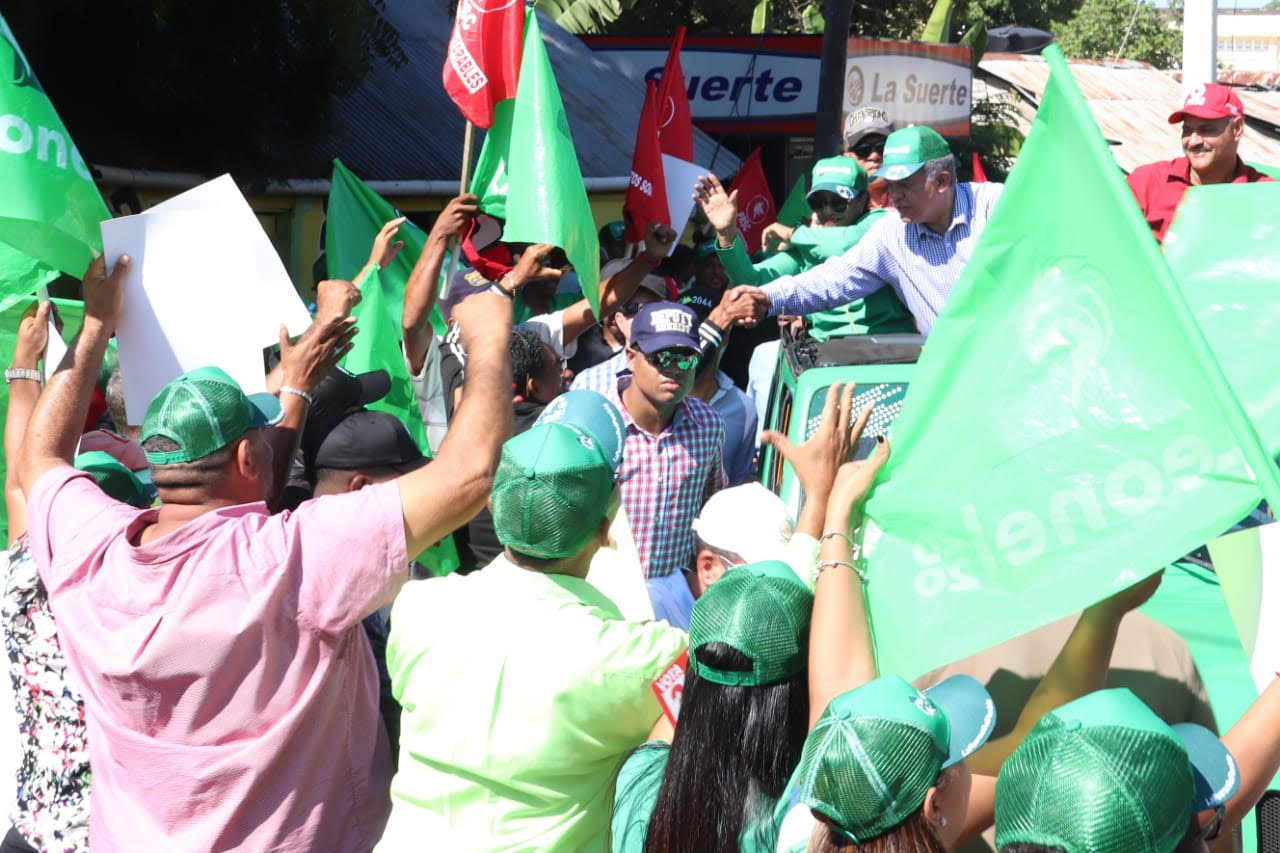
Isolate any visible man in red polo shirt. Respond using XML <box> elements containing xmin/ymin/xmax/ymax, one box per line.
<box><xmin>1127</xmin><ymin>83</ymin><xmax>1272</xmax><ymax>243</ymax></box>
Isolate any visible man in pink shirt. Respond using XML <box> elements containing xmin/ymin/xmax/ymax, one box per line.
<box><xmin>17</xmin><ymin>256</ymin><xmax>513</xmax><ymax>851</ymax></box>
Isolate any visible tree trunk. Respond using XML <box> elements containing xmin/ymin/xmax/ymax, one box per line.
<box><xmin>815</xmin><ymin>0</ymin><xmax>853</xmax><ymax>157</ymax></box>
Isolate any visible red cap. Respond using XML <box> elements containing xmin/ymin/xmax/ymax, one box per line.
<box><xmin>1168</xmin><ymin>83</ymin><xmax>1244</xmax><ymax>123</ymax></box>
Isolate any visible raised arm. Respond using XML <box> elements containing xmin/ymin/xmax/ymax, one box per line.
<box><xmin>955</xmin><ymin>571</ymin><xmax>1165</xmax><ymax>845</ymax></box>
<box><xmin>806</xmin><ymin>412</ymin><xmax>890</xmax><ymax>729</ymax></box>
<box><xmin>404</xmin><ymin>195</ymin><xmax>477</xmax><ymax>374</ymax></box>
<box><xmin>760</xmin><ymin>382</ymin><xmax>862</xmax><ymax>543</ymax></box>
<box><xmin>19</xmin><ymin>258</ymin><xmax>127</xmax><ymax>494</ymax></box>
<box><xmin>593</xmin><ymin>223</ymin><xmax>676</xmax><ymax>321</ymax></box>
<box><xmin>5</xmin><ymin>302</ymin><xmax>51</xmax><ymax>544</ymax></box>
<box><xmin>1217</xmin><ymin>676</ymin><xmax>1280</xmax><ymax>836</ymax></box>
<box><xmin>396</xmin><ymin>290</ymin><xmax>512</xmax><ymax>556</ymax></box>
<box><xmin>263</xmin><ymin>279</ymin><xmax>360</xmax><ymax>509</ymax></box>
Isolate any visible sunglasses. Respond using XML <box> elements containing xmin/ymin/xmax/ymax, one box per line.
<box><xmin>808</xmin><ymin>195</ymin><xmax>850</xmax><ymax>214</ymax></box>
<box><xmin>645</xmin><ymin>349</ymin><xmax>699</xmax><ymax>371</ymax></box>
<box><xmin>852</xmin><ymin>138</ymin><xmax>885</xmax><ymax>158</ymax></box>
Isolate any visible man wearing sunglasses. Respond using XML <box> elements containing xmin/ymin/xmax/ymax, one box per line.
<box><xmin>843</xmin><ymin>106</ymin><xmax>895</xmax><ymax>210</ymax></box>
<box><xmin>599</xmin><ymin>301</ymin><xmax>727</xmax><ymax>611</ymax></box>
<box><xmin>723</xmin><ymin>125</ymin><xmax>1004</xmax><ymax>337</ymax></box>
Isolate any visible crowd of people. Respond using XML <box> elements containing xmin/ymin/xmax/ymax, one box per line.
<box><xmin>0</xmin><ymin>82</ymin><xmax>1277</xmax><ymax>853</ymax></box>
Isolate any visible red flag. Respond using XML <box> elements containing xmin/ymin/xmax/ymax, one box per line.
<box><xmin>442</xmin><ymin>0</ymin><xmax>524</xmax><ymax>128</ymax></box>
<box><xmin>656</xmin><ymin>27</ymin><xmax>694</xmax><ymax>161</ymax></box>
<box><xmin>971</xmin><ymin>151</ymin><xmax>988</xmax><ymax>183</ymax></box>
<box><xmin>623</xmin><ymin>81</ymin><xmax>671</xmax><ymax>244</ymax></box>
<box><xmin>728</xmin><ymin>148</ymin><xmax>776</xmax><ymax>255</ymax></box>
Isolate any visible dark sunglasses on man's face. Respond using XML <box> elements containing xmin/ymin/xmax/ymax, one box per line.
<box><xmin>645</xmin><ymin>349</ymin><xmax>699</xmax><ymax>371</ymax></box>
<box><xmin>808</xmin><ymin>194</ymin><xmax>850</xmax><ymax>214</ymax></box>
<box><xmin>852</xmin><ymin>138</ymin><xmax>885</xmax><ymax>158</ymax></box>
<box><xmin>620</xmin><ymin>302</ymin><xmax>644</xmax><ymax>317</ymax></box>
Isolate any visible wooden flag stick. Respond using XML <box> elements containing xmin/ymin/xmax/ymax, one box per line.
<box><xmin>440</xmin><ymin>120</ymin><xmax>476</xmax><ymax>301</ymax></box>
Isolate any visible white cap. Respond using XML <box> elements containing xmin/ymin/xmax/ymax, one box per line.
<box><xmin>601</xmin><ymin>257</ymin><xmax>667</xmax><ymax>299</ymax></box>
<box><xmin>692</xmin><ymin>483</ymin><xmax>795</xmax><ymax>564</ymax></box>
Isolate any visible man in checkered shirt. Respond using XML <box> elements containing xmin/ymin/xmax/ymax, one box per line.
<box><xmin>598</xmin><ymin>301</ymin><xmax>726</xmax><ymax>612</ymax></box>
<box><xmin>724</xmin><ymin>126</ymin><xmax>1003</xmax><ymax>336</ymax></box>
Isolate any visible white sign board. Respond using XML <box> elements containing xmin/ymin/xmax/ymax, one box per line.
<box><xmin>845</xmin><ymin>39</ymin><xmax>972</xmax><ymax>136</ymax></box>
<box><xmin>101</xmin><ymin>175</ymin><xmax>312</xmax><ymax>424</ymax></box>
<box><xmin>661</xmin><ymin>154</ymin><xmax>710</xmax><ymax>253</ymax></box>
<box><xmin>586</xmin><ymin>43</ymin><xmax>818</xmax><ymax>123</ymax></box>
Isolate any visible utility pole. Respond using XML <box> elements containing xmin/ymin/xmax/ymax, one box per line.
<box><xmin>1182</xmin><ymin>0</ymin><xmax>1218</xmax><ymax>93</ymax></box>
<box><xmin>815</xmin><ymin>0</ymin><xmax>853</xmax><ymax>157</ymax></box>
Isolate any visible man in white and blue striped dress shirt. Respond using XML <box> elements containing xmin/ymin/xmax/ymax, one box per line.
<box><xmin>725</xmin><ymin>126</ymin><xmax>1003</xmax><ymax>336</ymax></box>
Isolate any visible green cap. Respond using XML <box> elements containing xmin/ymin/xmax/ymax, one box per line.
<box><xmin>806</xmin><ymin>156</ymin><xmax>868</xmax><ymax>202</ymax></box>
<box><xmin>491</xmin><ymin>422</ymin><xmax>615</xmax><ymax>559</ymax></box>
<box><xmin>688</xmin><ymin>560</ymin><xmax>813</xmax><ymax>687</ymax></box>
<box><xmin>879</xmin><ymin>126</ymin><xmax>952</xmax><ymax>181</ymax></box>
<box><xmin>795</xmin><ymin>674</ymin><xmax>996</xmax><ymax>842</ymax></box>
<box><xmin>74</xmin><ymin>450</ymin><xmax>148</xmax><ymax>507</ymax></box>
<box><xmin>141</xmin><ymin>367</ymin><xmax>283</xmax><ymax>465</ymax></box>
<box><xmin>995</xmin><ymin>688</ymin><xmax>1240</xmax><ymax>853</ymax></box>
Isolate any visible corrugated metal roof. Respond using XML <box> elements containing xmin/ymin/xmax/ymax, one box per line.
<box><xmin>978</xmin><ymin>53</ymin><xmax>1280</xmax><ymax>172</ymax></box>
<box><xmin>88</xmin><ymin>0</ymin><xmax>736</xmax><ymax>183</ymax></box>
<box><xmin>306</xmin><ymin>0</ymin><xmax>735</xmax><ymax>181</ymax></box>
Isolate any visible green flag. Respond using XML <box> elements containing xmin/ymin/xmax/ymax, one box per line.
<box><xmin>337</xmin><ymin>265</ymin><xmax>429</xmax><ymax>452</ymax></box>
<box><xmin>471</xmin><ymin>99</ymin><xmax>514</xmax><ymax>221</ymax></box>
<box><xmin>0</xmin><ymin>243</ymin><xmax>58</xmax><ymax>313</ymax></box>
<box><xmin>469</xmin><ymin>10</ymin><xmax>601</xmax><ymax>318</ymax></box>
<box><xmin>0</xmin><ymin>13</ymin><xmax>109</xmax><ymax>283</ymax></box>
<box><xmin>1165</xmin><ymin>182</ymin><xmax>1280</xmax><ymax>458</ymax></box>
<box><xmin>857</xmin><ymin>45</ymin><xmax>1280</xmax><ymax>680</ymax></box>
<box><xmin>326</xmin><ymin>159</ymin><xmax>447</xmax><ymax>338</ymax></box>
<box><xmin>337</xmin><ymin>265</ymin><xmax>460</xmax><ymax>576</ymax></box>
<box><xmin>0</xmin><ymin>297</ymin><xmax>84</xmax><ymax>542</ymax></box>
<box><xmin>775</xmin><ymin>175</ymin><xmax>808</xmax><ymax>230</ymax></box>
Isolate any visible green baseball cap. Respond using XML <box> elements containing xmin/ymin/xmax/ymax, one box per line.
<box><xmin>74</xmin><ymin>450</ymin><xmax>148</xmax><ymax>507</ymax></box>
<box><xmin>806</xmin><ymin>156</ymin><xmax>868</xmax><ymax>202</ymax></box>
<box><xmin>687</xmin><ymin>560</ymin><xmax>813</xmax><ymax>687</ymax></box>
<box><xmin>491</xmin><ymin>422</ymin><xmax>615</xmax><ymax>559</ymax></box>
<box><xmin>534</xmin><ymin>390</ymin><xmax>626</xmax><ymax>473</ymax></box>
<box><xmin>995</xmin><ymin>688</ymin><xmax>1240</xmax><ymax>853</ymax></box>
<box><xmin>878</xmin><ymin>126</ymin><xmax>952</xmax><ymax>182</ymax></box>
<box><xmin>141</xmin><ymin>367</ymin><xmax>283</xmax><ymax>465</ymax></box>
<box><xmin>795</xmin><ymin>674</ymin><xmax>996</xmax><ymax>842</ymax></box>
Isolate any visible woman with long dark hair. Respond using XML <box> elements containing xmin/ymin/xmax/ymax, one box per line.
<box><xmin>611</xmin><ymin>385</ymin><xmax>886</xmax><ymax>853</ymax></box>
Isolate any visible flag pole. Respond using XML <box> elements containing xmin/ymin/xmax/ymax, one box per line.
<box><xmin>440</xmin><ymin>120</ymin><xmax>476</xmax><ymax>300</ymax></box>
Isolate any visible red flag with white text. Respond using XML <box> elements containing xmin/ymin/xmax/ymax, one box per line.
<box><xmin>729</xmin><ymin>148</ymin><xmax>776</xmax><ymax>255</ymax></box>
<box><xmin>623</xmin><ymin>81</ymin><xmax>671</xmax><ymax>243</ymax></box>
<box><xmin>656</xmin><ymin>27</ymin><xmax>694</xmax><ymax>161</ymax></box>
<box><xmin>442</xmin><ymin>0</ymin><xmax>524</xmax><ymax>128</ymax></box>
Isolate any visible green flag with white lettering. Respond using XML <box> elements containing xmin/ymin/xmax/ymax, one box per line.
<box><xmin>468</xmin><ymin>10</ymin><xmax>600</xmax><ymax>317</ymax></box>
<box><xmin>857</xmin><ymin>45</ymin><xmax>1280</xmax><ymax>679</ymax></box>
<box><xmin>0</xmin><ymin>13</ymin><xmax>109</xmax><ymax>283</ymax></box>
<box><xmin>1164</xmin><ymin>182</ymin><xmax>1280</xmax><ymax>458</ymax></box>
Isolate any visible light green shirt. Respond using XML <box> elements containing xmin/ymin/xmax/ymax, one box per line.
<box><xmin>716</xmin><ymin>211</ymin><xmax>915</xmax><ymax>339</ymax></box>
<box><xmin>378</xmin><ymin>554</ymin><xmax>687</xmax><ymax>852</ymax></box>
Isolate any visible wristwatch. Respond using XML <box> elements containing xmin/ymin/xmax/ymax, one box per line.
<box><xmin>489</xmin><ymin>274</ymin><xmax>516</xmax><ymax>298</ymax></box>
<box><xmin>4</xmin><ymin>367</ymin><xmax>40</xmax><ymax>384</ymax></box>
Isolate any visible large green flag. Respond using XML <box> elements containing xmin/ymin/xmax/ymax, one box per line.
<box><xmin>857</xmin><ymin>45</ymin><xmax>1280</xmax><ymax>679</ymax></box>
<box><xmin>337</xmin><ymin>265</ymin><xmax>460</xmax><ymax>576</ymax></box>
<box><xmin>1164</xmin><ymin>182</ymin><xmax>1280</xmax><ymax>458</ymax></box>
<box><xmin>468</xmin><ymin>10</ymin><xmax>601</xmax><ymax>318</ymax></box>
<box><xmin>0</xmin><ymin>297</ymin><xmax>84</xmax><ymax>542</ymax></box>
<box><xmin>0</xmin><ymin>13</ymin><xmax>109</xmax><ymax>284</ymax></box>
